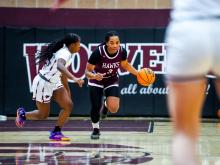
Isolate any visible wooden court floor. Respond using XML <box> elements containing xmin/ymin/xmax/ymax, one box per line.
<box><xmin>0</xmin><ymin>117</ymin><xmax>220</xmax><ymax>165</ymax></box>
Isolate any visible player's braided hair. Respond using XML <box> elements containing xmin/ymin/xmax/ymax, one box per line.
<box><xmin>36</xmin><ymin>33</ymin><xmax>80</xmax><ymax>64</ymax></box>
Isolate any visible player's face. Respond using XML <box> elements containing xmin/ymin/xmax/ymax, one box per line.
<box><xmin>70</xmin><ymin>41</ymin><xmax>81</xmax><ymax>53</ymax></box>
<box><xmin>106</xmin><ymin>36</ymin><xmax>120</xmax><ymax>54</ymax></box>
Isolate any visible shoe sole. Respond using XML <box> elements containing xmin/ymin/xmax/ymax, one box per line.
<box><xmin>61</xmin><ymin>137</ymin><xmax>71</xmax><ymax>141</ymax></box>
<box><xmin>49</xmin><ymin>137</ymin><xmax>71</xmax><ymax>141</ymax></box>
<box><xmin>90</xmin><ymin>135</ymin><xmax>100</xmax><ymax>140</ymax></box>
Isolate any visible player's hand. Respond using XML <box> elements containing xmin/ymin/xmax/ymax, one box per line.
<box><xmin>74</xmin><ymin>78</ymin><xmax>84</xmax><ymax>87</ymax></box>
<box><xmin>95</xmin><ymin>73</ymin><xmax>106</xmax><ymax>81</ymax></box>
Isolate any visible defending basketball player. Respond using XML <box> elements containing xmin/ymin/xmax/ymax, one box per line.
<box><xmin>165</xmin><ymin>0</ymin><xmax>220</xmax><ymax>164</ymax></box>
<box><xmin>15</xmin><ymin>33</ymin><xmax>84</xmax><ymax>141</ymax></box>
<box><xmin>85</xmin><ymin>31</ymin><xmax>138</xmax><ymax>139</ymax></box>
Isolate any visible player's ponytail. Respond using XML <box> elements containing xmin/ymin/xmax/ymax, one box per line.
<box><xmin>36</xmin><ymin>33</ymin><xmax>80</xmax><ymax>64</ymax></box>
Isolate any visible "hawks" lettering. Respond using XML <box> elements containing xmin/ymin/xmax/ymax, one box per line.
<box><xmin>102</xmin><ymin>62</ymin><xmax>120</xmax><ymax>69</ymax></box>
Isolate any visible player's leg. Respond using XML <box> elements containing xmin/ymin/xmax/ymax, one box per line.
<box><xmin>100</xmin><ymin>96</ymin><xmax>108</xmax><ymax>119</ymax></box>
<box><xmin>15</xmin><ymin>75</ymin><xmax>51</xmax><ymax>127</ymax></box>
<box><xmin>165</xmin><ymin>19</ymin><xmax>213</xmax><ymax>164</ymax></box>
<box><xmin>167</xmin><ymin>79</ymin><xmax>207</xmax><ymax>165</ymax></box>
<box><xmin>15</xmin><ymin>102</ymin><xmax>50</xmax><ymax>128</ymax></box>
<box><xmin>89</xmin><ymin>86</ymin><xmax>103</xmax><ymax>139</ymax></box>
<box><xmin>104</xmin><ymin>86</ymin><xmax>120</xmax><ymax>114</ymax></box>
<box><xmin>212</xmin><ymin>19</ymin><xmax>220</xmax><ymax>101</ymax></box>
<box><xmin>105</xmin><ymin>96</ymin><xmax>119</xmax><ymax>113</ymax></box>
<box><xmin>214</xmin><ymin>78</ymin><xmax>220</xmax><ymax>99</ymax></box>
<box><xmin>51</xmin><ymin>86</ymin><xmax>73</xmax><ymax>141</ymax></box>
<box><xmin>53</xmin><ymin>87</ymin><xmax>73</xmax><ymax>127</ymax></box>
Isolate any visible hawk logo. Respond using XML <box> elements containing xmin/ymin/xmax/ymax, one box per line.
<box><xmin>108</xmin><ymin>69</ymin><xmax>113</xmax><ymax>74</ymax></box>
<box><xmin>23</xmin><ymin>43</ymin><xmax>167</xmax><ymax>92</ymax></box>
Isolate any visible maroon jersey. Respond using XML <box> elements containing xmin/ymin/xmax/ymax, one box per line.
<box><xmin>88</xmin><ymin>45</ymin><xmax>127</xmax><ymax>88</ymax></box>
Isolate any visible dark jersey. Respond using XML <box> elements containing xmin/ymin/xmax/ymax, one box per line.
<box><xmin>88</xmin><ymin>45</ymin><xmax>127</xmax><ymax>88</ymax></box>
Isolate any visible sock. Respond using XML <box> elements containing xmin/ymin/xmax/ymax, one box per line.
<box><xmin>92</xmin><ymin>122</ymin><xmax>100</xmax><ymax>129</ymax></box>
<box><xmin>172</xmin><ymin>133</ymin><xmax>199</xmax><ymax>165</ymax></box>
<box><xmin>104</xmin><ymin>100</ymin><xmax>107</xmax><ymax>107</ymax></box>
<box><xmin>53</xmin><ymin>126</ymin><xmax>61</xmax><ymax>133</ymax></box>
<box><xmin>102</xmin><ymin>101</ymin><xmax>108</xmax><ymax>114</ymax></box>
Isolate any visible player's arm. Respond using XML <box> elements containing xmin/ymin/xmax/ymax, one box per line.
<box><xmin>85</xmin><ymin>63</ymin><xmax>105</xmax><ymax>81</ymax></box>
<box><xmin>60</xmin><ymin>74</ymin><xmax>71</xmax><ymax>97</ymax></box>
<box><xmin>121</xmin><ymin>60</ymin><xmax>138</xmax><ymax>76</ymax></box>
<box><xmin>57</xmin><ymin>58</ymin><xmax>84</xmax><ymax>87</ymax></box>
<box><xmin>57</xmin><ymin>58</ymin><xmax>75</xmax><ymax>80</ymax></box>
<box><xmin>120</xmin><ymin>48</ymin><xmax>138</xmax><ymax>76</ymax></box>
<box><xmin>85</xmin><ymin>63</ymin><xmax>96</xmax><ymax>79</ymax></box>
<box><xmin>85</xmin><ymin>49</ymin><xmax>105</xmax><ymax>81</ymax></box>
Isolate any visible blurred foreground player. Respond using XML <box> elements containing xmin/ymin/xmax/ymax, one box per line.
<box><xmin>165</xmin><ymin>0</ymin><xmax>220</xmax><ymax>164</ymax></box>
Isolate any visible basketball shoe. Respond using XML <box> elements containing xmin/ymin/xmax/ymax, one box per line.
<box><xmin>15</xmin><ymin>107</ymin><xmax>26</xmax><ymax>128</ymax></box>
<box><xmin>90</xmin><ymin>128</ymin><xmax>100</xmax><ymax>139</ymax></box>
<box><xmin>49</xmin><ymin>131</ymin><xmax>70</xmax><ymax>141</ymax></box>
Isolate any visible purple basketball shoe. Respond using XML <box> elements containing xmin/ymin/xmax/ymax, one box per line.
<box><xmin>15</xmin><ymin>107</ymin><xmax>26</xmax><ymax>128</ymax></box>
<box><xmin>49</xmin><ymin>131</ymin><xmax>70</xmax><ymax>141</ymax></box>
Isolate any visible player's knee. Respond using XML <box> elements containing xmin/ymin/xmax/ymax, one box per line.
<box><xmin>108</xmin><ymin>104</ymin><xmax>119</xmax><ymax>113</ymax></box>
<box><xmin>65</xmin><ymin>101</ymin><xmax>73</xmax><ymax>113</ymax></box>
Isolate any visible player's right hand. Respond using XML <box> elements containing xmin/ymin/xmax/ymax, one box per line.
<box><xmin>95</xmin><ymin>73</ymin><xmax>106</xmax><ymax>81</ymax></box>
<box><xmin>76</xmin><ymin>79</ymin><xmax>84</xmax><ymax>87</ymax></box>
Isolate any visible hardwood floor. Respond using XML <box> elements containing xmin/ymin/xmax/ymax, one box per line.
<box><xmin>0</xmin><ymin>118</ymin><xmax>219</xmax><ymax>164</ymax></box>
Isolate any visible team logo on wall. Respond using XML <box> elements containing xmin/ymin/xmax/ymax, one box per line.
<box><xmin>23</xmin><ymin>43</ymin><xmax>166</xmax><ymax>92</ymax></box>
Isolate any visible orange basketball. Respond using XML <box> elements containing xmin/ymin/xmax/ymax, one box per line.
<box><xmin>137</xmin><ymin>68</ymin><xmax>155</xmax><ymax>86</ymax></box>
<box><xmin>217</xmin><ymin>109</ymin><xmax>220</xmax><ymax>118</ymax></box>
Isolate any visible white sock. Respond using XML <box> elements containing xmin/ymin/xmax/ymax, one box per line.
<box><xmin>92</xmin><ymin>122</ymin><xmax>100</xmax><ymax>129</ymax></box>
<box><xmin>172</xmin><ymin>133</ymin><xmax>199</xmax><ymax>165</ymax></box>
<box><xmin>104</xmin><ymin>100</ymin><xmax>107</xmax><ymax>108</ymax></box>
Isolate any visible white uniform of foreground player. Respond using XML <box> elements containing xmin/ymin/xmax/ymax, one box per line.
<box><xmin>165</xmin><ymin>0</ymin><xmax>220</xmax><ymax>165</ymax></box>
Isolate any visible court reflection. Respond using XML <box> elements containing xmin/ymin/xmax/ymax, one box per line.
<box><xmin>0</xmin><ymin>142</ymin><xmax>153</xmax><ymax>164</ymax></box>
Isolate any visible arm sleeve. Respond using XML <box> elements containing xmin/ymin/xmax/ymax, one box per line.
<box><xmin>88</xmin><ymin>48</ymin><xmax>101</xmax><ymax>65</ymax></box>
<box><xmin>121</xmin><ymin>48</ymin><xmax>127</xmax><ymax>61</ymax></box>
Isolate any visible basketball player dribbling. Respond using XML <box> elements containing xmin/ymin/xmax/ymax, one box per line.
<box><xmin>15</xmin><ymin>33</ymin><xmax>84</xmax><ymax>141</ymax></box>
<box><xmin>85</xmin><ymin>31</ymin><xmax>138</xmax><ymax>139</ymax></box>
<box><xmin>165</xmin><ymin>0</ymin><xmax>220</xmax><ymax>164</ymax></box>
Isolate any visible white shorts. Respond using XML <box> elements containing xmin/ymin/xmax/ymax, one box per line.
<box><xmin>165</xmin><ymin>19</ymin><xmax>220</xmax><ymax>79</ymax></box>
<box><xmin>32</xmin><ymin>74</ymin><xmax>63</xmax><ymax>103</ymax></box>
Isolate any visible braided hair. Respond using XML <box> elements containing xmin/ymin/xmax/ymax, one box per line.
<box><xmin>36</xmin><ymin>33</ymin><xmax>80</xmax><ymax>64</ymax></box>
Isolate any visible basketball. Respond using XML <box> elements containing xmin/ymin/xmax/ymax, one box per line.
<box><xmin>137</xmin><ymin>68</ymin><xmax>155</xmax><ymax>86</ymax></box>
<box><xmin>217</xmin><ymin>109</ymin><xmax>220</xmax><ymax>118</ymax></box>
